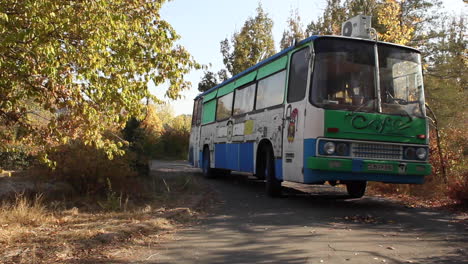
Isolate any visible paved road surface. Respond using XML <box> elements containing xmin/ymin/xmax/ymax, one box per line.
<box><xmin>150</xmin><ymin>161</ymin><xmax>468</xmax><ymax>264</ymax></box>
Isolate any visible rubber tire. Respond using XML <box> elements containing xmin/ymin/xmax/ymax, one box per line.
<box><xmin>346</xmin><ymin>181</ymin><xmax>367</xmax><ymax>198</ymax></box>
<box><xmin>264</xmin><ymin>147</ymin><xmax>281</xmax><ymax>197</ymax></box>
<box><xmin>255</xmin><ymin>153</ymin><xmax>266</xmax><ymax>180</ymax></box>
<box><xmin>202</xmin><ymin>147</ymin><xmax>215</xmax><ymax>179</ymax></box>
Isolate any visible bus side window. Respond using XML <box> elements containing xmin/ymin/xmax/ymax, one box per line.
<box><xmin>287</xmin><ymin>48</ymin><xmax>309</xmax><ymax>103</ymax></box>
<box><xmin>233</xmin><ymin>83</ymin><xmax>256</xmax><ymax>116</ymax></box>
<box><xmin>216</xmin><ymin>93</ymin><xmax>233</xmax><ymax>121</ymax></box>
<box><xmin>192</xmin><ymin>99</ymin><xmax>199</xmax><ymax>127</ymax></box>
<box><xmin>256</xmin><ymin>70</ymin><xmax>286</xmax><ymax>110</ymax></box>
<box><xmin>196</xmin><ymin>99</ymin><xmax>202</xmax><ymax>126</ymax></box>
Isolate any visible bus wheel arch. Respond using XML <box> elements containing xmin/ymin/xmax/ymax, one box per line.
<box><xmin>255</xmin><ymin>139</ymin><xmax>273</xmax><ymax>180</ymax></box>
<box><xmin>256</xmin><ymin>139</ymin><xmax>282</xmax><ymax>197</ymax></box>
<box><xmin>202</xmin><ymin>145</ymin><xmax>215</xmax><ymax>178</ymax></box>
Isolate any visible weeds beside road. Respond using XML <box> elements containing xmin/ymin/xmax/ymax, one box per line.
<box><xmin>0</xmin><ymin>161</ymin><xmax>209</xmax><ymax>263</ymax></box>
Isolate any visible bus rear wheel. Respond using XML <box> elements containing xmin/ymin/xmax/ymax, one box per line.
<box><xmin>202</xmin><ymin>147</ymin><xmax>215</xmax><ymax>179</ymax></box>
<box><xmin>264</xmin><ymin>147</ymin><xmax>281</xmax><ymax>197</ymax></box>
<box><xmin>346</xmin><ymin>181</ymin><xmax>367</xmax><ymax>198</ymax></box>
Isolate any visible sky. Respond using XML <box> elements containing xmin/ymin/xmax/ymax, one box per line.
<box><xmin>150</xmin><ymin>0</ymin><xmax>467</xmax><ymax>116</ymax></box>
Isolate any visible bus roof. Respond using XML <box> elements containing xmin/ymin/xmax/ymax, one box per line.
<box><xmin>194</xmin><ymin>35</ymin><xmax>420</xmax><ymax>100</ymax></box>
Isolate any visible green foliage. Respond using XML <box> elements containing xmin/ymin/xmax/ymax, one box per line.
<box><xmin>220</xmin><ymin>3</ymin><xmax>276</xmax><ymax>76</ymax></box>
<box><xmin>198</xmin><ymin>70</ymin><xmax>220</xmax><ymax>92</ymax></box>
<box><xmin>280</xmin><ymin>8</ymin><xmax>306</xmax><ymax>50</ymax></box>
<box><xmin>0</xmin><ymin>0</ymin><xmax>199</xmax><ymax>163</ymax></box>
<box><xmin>305</xmin><ymin>0</ymin><xmax>440</xmax><ymax>46</ymax></box>
<box><xmin>197</xmin><ymin>68</ymin><xmax>229</xmax><ymax>92</ymax></box>
<box><xmin>123</xmin><ymin>104</ymin><xmax>192</xmax><ymax>161</ymax></box>
<box><xmin>46</xmin><ymin>140</ymin><xmax>140</xmax><ymax>195</ymax></box>
<box><xmin>424</xmin><ymin>15</ymin><xmax>467</xmax><ymax>127</ymax></box>
<box><xmin>98</xmin><ymin>178</ymin><xmax>129</xmax><ymax>211</ymax></box>
<box><xmin>155</xmin><ymin>114</ymin><xmax>191</xmax><ymax>160</ymax></box>
<box><xmin>0</xmin><ymin>145</ymin><xmax>33</xmax><ymax>170</ymax></box>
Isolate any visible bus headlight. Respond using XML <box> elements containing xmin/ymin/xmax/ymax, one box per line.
<box><xmin>336</xmin><ymin>143</ymin><xmax>349</xmax><ymax>156</ymax></box>
<box><xmin>404</xmin><ymin>147</ymin><xmax>415</xmax><ymax>160</ymax></box>
<box><xmin>323</xmin><ymin>142</ymin><xmax>336</xmax><ymax>155</ymax></box>
<box><xmin>416</xmin><ymin>148</ymin><xmax>427</xmax><ymax>160</ymax></box>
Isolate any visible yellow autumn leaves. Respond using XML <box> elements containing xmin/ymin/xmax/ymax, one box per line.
<box><xmin>377</xmin><ymin>0</ymin><xmax>416</xmax><ymax>45</ymax></box>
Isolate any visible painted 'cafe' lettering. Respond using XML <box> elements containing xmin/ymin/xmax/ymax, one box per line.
<box><xmin>345</xmin><ymin>113</ymin><xmax>413</xmax><ymax>134</ymax></box>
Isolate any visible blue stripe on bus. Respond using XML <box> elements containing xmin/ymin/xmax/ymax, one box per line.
<box><xmin>239</xmin><ymin>143</ymin><xmax>254</xmax><ymax>172</ymax></box>
<box><xmin>198</xmin><ymin>151</ymin><xmax>203</xmax><ymax>168</ymax></box>
<box><xmin>304</xmin><ymin>138</ymin><xmax>317</xmax><ymax>158</ymax></box>
<box><xmin>214</xmin><ymin>143</ymin><xmax>254</xmax><ymax>173</ymax></box>
<box><xmin>352</xmin><ymin>159</ymin><xmax>364</xmax><ymax>172</ymax></box>
<box><xmin>275</xmin><ymin>159</ymin><xmax>283</xmax><ymax>181</ymax></box>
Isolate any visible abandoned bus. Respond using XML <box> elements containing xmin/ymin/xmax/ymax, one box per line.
<box><xmin>188</xmin><ymin>34</ymin><xmax>431</xmax><ymax>198</ymax></box>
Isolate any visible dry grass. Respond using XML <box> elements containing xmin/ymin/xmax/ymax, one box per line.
<box><xmin>0</xmin><ymin>173</ymin><xmax>207</xmax><ymax>263</ymax></box>
<box><xmin>0</xmin><ymin>193</ymin><xmax>51</xmax><ymax>227</ymax></box>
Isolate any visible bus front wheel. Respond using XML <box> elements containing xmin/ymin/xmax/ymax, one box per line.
<box><xmin>346</xmin><ymin>181</ymin><xmax>367</xmax><ymax>198</ymax></box>
<box><xmin>202</xmin><ymin>147</ymin><xmax>215</xmax><ymax>179</ymax></box>
<box><xmin>264</xmin><ymin>147</ymin><xmax>281</xmax><ymax>197</ymax></box>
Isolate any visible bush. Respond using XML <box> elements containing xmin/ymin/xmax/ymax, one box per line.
<box><xmin>0</xmin><ymin>145</ymin><xmax>34</xmax><ymax>170</ymax></box>
<box><xmin>45</xmin><ymin>140</ymin><xmax>142</xmax><ymax>196</ymax></box>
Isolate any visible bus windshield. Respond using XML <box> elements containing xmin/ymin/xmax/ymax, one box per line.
<box><xmin>311</xmin><ymin>38</ymin><xmax>425</xmax><ymax>118</ymax></box>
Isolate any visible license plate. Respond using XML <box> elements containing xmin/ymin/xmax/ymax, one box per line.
<box><xmin>367</xmin><ymin>164</ymin><xmax>393</xmax><ymax>172</ymax></box>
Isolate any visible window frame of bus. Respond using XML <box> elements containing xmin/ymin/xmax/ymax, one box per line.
<box><xmin>254</xmin><ymin>69</ymin><xmax>287</xmax><ymax>111</ymax></box>
<box><xmin>191</xmin><ymin>99</ymin><xmax>198</xmax><ymax>127</ymax></box>
<box><xmin>232</xmin><ymin>82</ymin><xmax>256</xmax><ymax>117</ymax></box>
<box><xmin>216</xmin><ymin>92</ymin><xmax>234</xmax><ymax>122</ymax></box>
<box><xmin>287</xmin><ymin>47</ymin><xmax>310</xmax><ymax>103</ymax></box>
<box><xmin>195</xmin><ymin>98</ymin><xmax>202</xmax><ymax>126</ymax></box>
<box><xmin>309</xmin><ymin>37</ymin><xmax>376</xmax><ymax>109</ymax></box>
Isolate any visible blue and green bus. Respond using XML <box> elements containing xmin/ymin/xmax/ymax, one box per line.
<box><xmin>189</xmin><ymin>35</ymin><xmax>431</xmax><ymax>198</ymax></box>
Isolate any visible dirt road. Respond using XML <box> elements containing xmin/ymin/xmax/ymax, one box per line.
<box><xmin>149</xmin><ymin>161</ymin><xmax>467</xmax><ymax>264</ymax></box>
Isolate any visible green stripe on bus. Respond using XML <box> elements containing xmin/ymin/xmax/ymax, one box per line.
<box><xmin>306</xmin><ymin>157</ymin><xmax>431</xmax><ymax>176</ymax></box>
<box><xmin>217</xmin><ymin>82</ymin><xmax>235</xmax><ymax>97</ymax></box>
<box><xmin>203</xmin><ymin>90</ymin><xmax>217</xmax><ymax>103</ymax></box>
<box><xmin>202</xmin><ymin>100</ymin><xmax>216</xmax><ymax>124</ymax></box>
<box><xmin>257</xmin><ymin>56</ymin><xmax>288</xmax><ymax>79</ymax></box>
<box><xmin>234</xmin><ymin>71</ymin><xmax>257</xmax><ymax>88</ymax></box>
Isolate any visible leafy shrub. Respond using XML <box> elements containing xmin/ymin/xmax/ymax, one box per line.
<box><xmin>0</xmin><ymin>145</ymin><xmax>34</xmax><ymax>170</ymax></box>
<box><xmin>45</xmin><ymin>140</ymin><xmax>141</xmax><ymax>196</ymax></box>
<box><xmin>439</xmin><ymin>127</ymin><xmax>468</xmax><ymax>205</ymax></box>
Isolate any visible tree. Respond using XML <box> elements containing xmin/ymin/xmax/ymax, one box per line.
<box><xmin>198</xmin><ymin>71</ymin><xmax>219</xmax><ymax>92</ymax></box>
<box><xmin>0</xmin><ymin>0</ymin><xmax>198</xmax><ymax>161</ymax></box>
<box><xmin>197</xmin><ymin>69</ymin><xmax>229</xmax><ymax>92</ymax></box>
<box><xmin>220</xmin><ymin>3</ymin><xmax>276</xmax><ymax>76</ymax></box>
<box><xmin>424</xmin><ymin>15</ymin><xmax>467</xmax><ymax>127</ymax></box>
<box><xmin>306</xmin><ymin>0</ymin><xmax>347</xmax><ymax>36</ymax></box>
<box><xmin>280</xmin><ymin>9</ymin><xmax>306</xmax><ymax>50</ymax></box>
<box><xmin>377</xmin><ymin>0</ymin><xmax>415</xmax><ymax>45</ymax></box>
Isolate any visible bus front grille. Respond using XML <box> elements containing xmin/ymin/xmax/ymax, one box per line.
<box><xmin>351</xmin><ymin>143</ymin><xmax>402</xmax><ymax>160</ymax></box>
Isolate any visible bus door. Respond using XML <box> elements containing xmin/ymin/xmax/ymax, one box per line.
<box><xmin>282</xmin><ymin>47</ymin><xmax>311</xmax><ymax>182</ymax></box>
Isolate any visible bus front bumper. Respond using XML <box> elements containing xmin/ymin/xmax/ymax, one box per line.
<box><xmin>304</xmin><ymin>157</ymin><xmax>431</xmax><ymax>184</ymax></box>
